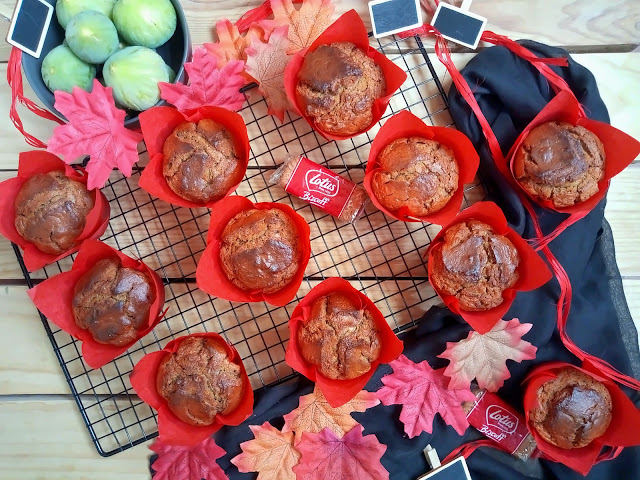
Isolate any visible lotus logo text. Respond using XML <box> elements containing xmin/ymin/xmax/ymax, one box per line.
<box><xmin>486</xmin><ymin>405</ymin><xmax>518</xmax><ymax>434</ymax></box>
<box><xmin>305</xmin><ymin>170</ymin><xmax>339</xmax><ymax>197</ymax></box>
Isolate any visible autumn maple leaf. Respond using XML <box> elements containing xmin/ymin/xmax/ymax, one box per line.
<box><xmin>231</xmin><ymin>422</ymin><xmax>301</xmax><ymax>480</ymax></box>
<box><xmin>205</xmin><ymin>19</ymin><xmax>277</xmax><ymax>66</ymax></box>
<box><xmin>47</xmin><ymin>79</ymin><xmax>143</xmax><ymax>190</ymax></box>
<box><xmin>438</xmin><ymin>318</ymin><xmax>537</xmax><ymax>392</ymax></box>
<box><xmin>376</xmin><ymin>355</ymin><xmax>476</xmax><ymax>438</ymax></box>
<box><xmin>150</xmin><ymin>437</ymin><xmax>228</xmax><ymax>480</ymax></box>
<box><xmin>271</xmin><ymin>0</ymin><xmax>335</xmax><ymax>54</ymax></box>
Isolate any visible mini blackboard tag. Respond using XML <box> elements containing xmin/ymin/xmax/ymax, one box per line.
<box><xmin>6</xmin><ymin>0</ymin><xmax>54</xmax><ymax>58</ymax></box>
<box><xmin>431</xmin><ymin>2</ymin><xmax>487</xmax><ymax>50</ymax></box>
<box><xmin>417</xmin><ymin>456</ymin><xmax>473</xmax><ymax>480</ymax></box>
<box><xmin>369</xmin><ymin>0</ymin><xmax>423</xmax><ymax>38</ymax></box>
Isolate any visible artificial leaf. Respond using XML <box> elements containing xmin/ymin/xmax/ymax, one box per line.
<box><xmin>438</xmin><ymin>318</ymin><xmax>537</xmax><ymax>392</ymax></box>
<box><xmin>150</xmin><ymin>437</ymin><xmax>228</xmax><ymax>480</ymax></box>
<box><xmin>293</xmin><ymin>425</ymin><xmax>389</xmax><ymax>480</ymax></box>
<box><xmin>245</xmin><ymin>25</ymin><xmax>293</xmax><ymax>122</ymax></box>
<box><xmin>47</xmin><ymin>79</ymin><xmax>143</xmax><ymax>190</ymax></box>
<box><xmin>271</xmin><ymin>0</ymin><xmax>335</xmax><ymax>54</ymax></box>
<box><xmin>376</xmin><ymin>355</ymin><xmax>476</xmax><ymax>438</ymax></box>
<box><xmin>205</xmin><ymin>19</ymin><xmax>277</xmax><ymax>66</ymax></box>
<box><xmin>282</xmin><ymin>386</ymin><xmax>379</xmax><ymax>443</ymax></box>
<box><xmin>159</xmin><ymin>48</ymin><xmax>246</xmax><ymax>113</ymax></box>
<box><xmin>231</xmin><ymin>422</ymin><xmax>301</xmax><ymax>480</ymax></box>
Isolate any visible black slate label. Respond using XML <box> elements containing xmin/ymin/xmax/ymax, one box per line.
<box><xmin>431</xmin><ymin>3</ymin><xmax>486</xmax><ymax>49</ymax></box>
<box><xmin>6</xmin><ymin>0</ymin><xmax>54</xmax><ymax>58</ymax></box>
<box><xmin>369</xmin><ymin>0</ymin><xmax>423</xmax><ymax>38</ymax></box>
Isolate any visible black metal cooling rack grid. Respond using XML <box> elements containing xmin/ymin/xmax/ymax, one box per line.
<box><xmin>13</xmin><ymin>34</ymin><xmax>486</xmax><ymax>456</ymax></box>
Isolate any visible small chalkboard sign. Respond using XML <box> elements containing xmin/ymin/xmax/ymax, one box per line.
<box><xmin>417</xmin><ymin>456</ymin><xmax>473</xmax><ymax>480</ymax></box>
<box><xmin>431</xmin><ymin>3</ymin><xmax>486</xmax><ymax>49</ymax></box>
<box><xmin>369</xmin><ymin>0</ymin><xmax>423</xmax><ymax>38</ymax></box>
<box><xmin>6</xmin><ymin>0</ymin><xmax>54</xmax><ymax>58</ymax></box>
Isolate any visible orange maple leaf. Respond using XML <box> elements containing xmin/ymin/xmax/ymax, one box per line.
<box><xmin>205</xmin><ymin>19</ymin><xmax>278</xmax><ymax>66</ymax></box>
<box><xmin>271</xmin><ymin>0</ymin><xmax>335</xmax><ymax>54</ymax></box>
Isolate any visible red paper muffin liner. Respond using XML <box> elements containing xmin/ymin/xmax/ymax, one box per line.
<box><xmin>523</xmin><ymin>361</ymin><xmax>640</xmax><ymax>475</ymax></box>
<box><xmin>507</xmin><ymin>90</ymin><xmax>640</xmax><ymax>214</ymax></box>
<box><xmin>426</xmin><ymin>201</ymin><xmax>552</xmax><ymax>334</ymax></box>
<box><xmin>26</xmin><ymin>239</ymin><xmax>166</xmax><ymax>369</ymax></box>
<box><xmin>130</xmin><ymin>332</ymin><xmax>254</xmax><ymax>446</ymax></box>
<box><xmin>283</xmin><ymin>9</ymin><xmax>408</xmax><ymax>142</ymax></box>
<box><xmin>284</xmin><ymin>277</ymin><xmax>404</xmax><ymax>408</ymax></box>
<box><xmin>364</xmin><ymin>110</ymin><xmax>479</xmax><ymax>224</ymax></box>
<box><xmin>195</xmin><ymin>196</ymin><xmax>311</xmax><ymax>306</ymax></box>
<box><xmin>0</xmin><ymin>151</ymin><xmax>110</xmax><ymax>272</ymax></box>
<box><xmin>137</xmin><ymin>106</ymin><xmax>251</xmax><ymax>209</ymax></box>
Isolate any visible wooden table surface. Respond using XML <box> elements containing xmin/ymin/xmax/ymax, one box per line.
<box><xmin>0</xmin><ymin>1</ymin><xmax>638</xmax><ymax>478</ymax></box>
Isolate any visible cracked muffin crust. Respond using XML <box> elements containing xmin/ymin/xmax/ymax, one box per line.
<box><xmin>156</xmin><ymin>336</ymin><xmax>244</xmax><ymax>426</ymax></box>
<box><xmin>72</xmin><ymin>258</ymin><xmax>155</xmax><ymax>346</ymax></box>
<box><xmin>14</xmin><ymin>171</ymin><xmax>94</xmax><ymax>255</ymax></box>
<box><xmin>513</xmin><ymin>121</ymin><xmax>605</xmax><ymax>208</ymax></box>
<box><xmin>430</xmin><ymin>220</ymin><xmax>520</xmax><ymax>311</ymax></box>
<box><xmin>530</xmin><ymin>368</ymin><xmax>612</xmax><ymax>449</ymax></box>
<box><xmin>296</xmin><ymin>42</ymin><xmax>386</xmax><ymax>136</ymax></box>
<box><xmin>372</xmin><ymin>137</ymin><xmax>459</xmax><ymax>216</ymax></box>
<box><xmin>163</xmin><ymin>120</ymin><xmax>242</xmax><ymax>203</ymax></box>
<box><xmin>297</xmin><ymin>292</ymin><xmax>381</xmax><ymax>380</ymax></box>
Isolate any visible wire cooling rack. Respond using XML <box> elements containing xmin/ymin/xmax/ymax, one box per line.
<box><xmin>13</xmin><ymin>34</ymin><xmax>486</xmax><ymax>456</ymax></box>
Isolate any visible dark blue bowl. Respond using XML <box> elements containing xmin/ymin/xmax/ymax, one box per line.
<box><xmin>22</xmin><ymin>0</ymin><xmax>191</xmax><ymax>128</ymax></box>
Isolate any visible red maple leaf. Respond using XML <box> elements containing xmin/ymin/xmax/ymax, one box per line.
<box><xmin>438</xmin><ymin>318</ymin><xmax>537</xmax><ymax>392</ymax></box>
<box><xmin>47</xmin><ymin>79</ymin><xmax>143</xmax><ymax>190</ymax></box>
<box><xmin>159</xmin><ymin>47</ymin><xmax>246</xmax><ymax>113</ymax></box>
<box><xmin>205</xmin><ymin>19</ymin><xmax>277</xmax><ymax>66</ymax></box>
<box><xmin>293</xmin><ymin>425</ymin><xmax>389</xmax><ymax>480</ymax></box>
<box><xmin>150</xmin><ymin>437</ymin><xmax>228</xmax><ymax>480</ymax></box>
<box><xmin>376</xmin><ymin>355</ymin><xmax>476</xmax><ymax>437</ymax></box>
<box><xmin>271</xmin><ymin>0</ymin><xmax>335</xmax><ymax>54</ymax></box>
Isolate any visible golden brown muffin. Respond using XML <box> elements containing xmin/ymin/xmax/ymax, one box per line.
<box><xmin>156</xmin><ymin>336</ymin><xmax>244</xmax><ymax>426</ymax></box>
<box><xmin>72</xmin><ymin>258</ymin><xmax>155</xmax><ymax>346</ymax></box>
<box><xmin>14</xmin><ymin>171</ymin><xmax>94</xmax><ymax>255</ymax></box>
<box><xmin>372</xmin><ymin>137</ymin><xmax>459</xmax><ymax>216</ymax></box>
<box><xmin>296</xmin><ymin>42</ymin><xmax>386</xmax><ymax>136</ymax></box>
<box><xmin>162</xmin><ymin>120</ymin><xmax>243</xmax><ymax>203</ymax></box>
<box><xmin>298</xmin><ymin>293</ymin><xmax>381</xmax><ymax>380</ymax></box>
<box><xmin>530</xmin><ymin>368</ymin><xmax>613</xmax><ymax>449</ymax></box>
<box><xmin>430</xmin><ymin>220</ymin><xmax>520</xmax><ymax>311</ymax></box>
<box><xmin>219</xmin><ymin>209</ymin><xmax>301</xmax><ymax>294</ymax></box>
<box><xmin>513</xmin><ymin>121</ymin><xmax>605</xmax><ymax>208</ymax></box>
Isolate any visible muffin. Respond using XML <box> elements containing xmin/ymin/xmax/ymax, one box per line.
<box><xmin>513</xmin><ymin>121</ymin><xmax>605</xmax><ymax>208</ymax></box>
<box><xmin>163</xmin><ymin>120</ymin><xmax>243</xmax><ymax>203</ymax></box>
<box><xmin>530</xmin><ymin>368</ymin><xmax>613</xmax><ymax>449</ymax></box>
<box><xmin>72</xmin><ymin>258</ymin><xmax>155</xmax><ymax>346</ymax></box>
<box><xmin>372</xmin><ymin>137</ymin><xmax>459</xmax><ymax>216</ymax></box>
<box><xmin>430</xmin><ymin>220</ymin><xmax>520</xmax><ymax>311</ymax></box>
<box><xmin>14</xmin><ymin>171</ymin><xmax>94</xmax><ymax>255</ymax></box>
<box><xmin>219</xmin><ymin>209</ymin><xmax>301</xmax><ymax>294</ymax></box>
<box><xmin>296</xmin><ymin>42</ymin><xmax>386</xmax><ymax>136</ymax></box>
<box><xmin>298</xmin><ymin>292</ymin><xmax>381</xmax><ymax>380</ymax></box>
<box><xmin>156</xmin><ymin>336</ymin><xmax>244</xmax><ymax>426</ymax></box>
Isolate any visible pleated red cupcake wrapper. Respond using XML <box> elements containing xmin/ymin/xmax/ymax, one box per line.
<box><xmin>363</xmin><ymin>110</ymin><xmax>479</xmax><ymax>225</ymax></box>
<box><xmin>195</xmin><ymin>196</ymin><xmax>311</xmax><ymax>306</ymax></box>
<box><xmin>284</xmin><ymin>277</ymin><xmax>404</xmax><ymax>408</ymax></box>
<box><xmin>522</xmin><ymin>361</ymin><xmax>640</xmax><ymax>476</ymax></box>
<box><xmin>130</xmin><ymin>332</ymin><xmax>254</xmax><ymax>446</ymax></box>
<box><xmin>26</xmin><ymin>239</ymin><xmax>166</xmax><ymax>369</ymax></box>
<box><xmin>0</xmin><ymin>151</ymin><xmax>110</xmax><ymax>272</ymax></box>
<box><xmin>426</xmin><ymin>201</ymin><xmax>552</xmax><ymax>334</ymax></box>
<box><xmin>283</xmin><ymin>9</ymin><xmax>408</xmax><ymax>142</ymax></box>
<box><xmin>137</xmin><ymin>106</ymin><xmax>251</xmax><ymax>209</ymax></box>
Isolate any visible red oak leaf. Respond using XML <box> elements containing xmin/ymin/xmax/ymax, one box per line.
<box><xmin>376</xmin><ymin>355</ymin><xmax>476</xmax><ymax>437</ymax></box>
<box><xmin>47</xmin><ymin>79</ymin><xmax>143</xmax><ymax>190</ymax></box>
<box><xmin>293</xmin><ymin>425</ymin><xmax>388</xmax><ymax>480</ymax></box>
<box><xmin>231</xmin><ymin>422</ymin><xmax>301</xmax><ymax>480</ymax></box>
<box><xmin>438</xmin><ymin>318</ymin><xmax>538</xmax><ymax>392</ymax></box>
<box><xmin>205</xmin><ymin>19</ymin><xmax>277</xmax><ymax>66</ymax></box>
<box><xmin>271</xmin><ymin>0</ymin><xmax>335</xmax><ymax>54</ymax></box>
<box><xmin>150</xmin><ymin>437</ymin><xmax>228</xmax><ymax>480</ymax></box>
<box><xmin>159</xmin><ymin>48</ymin><xmax>246</xmax><ymax>113</ymax></box>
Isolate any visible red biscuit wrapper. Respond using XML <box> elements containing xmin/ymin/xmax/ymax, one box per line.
<box><xmin>364</xmin><ymin>110</ymin><xmax>479</xmax><ymax>224</ymax></box>
<box><xmin>284</xmin><ymin>277</ymin><xmax>404</xmax><ymax>408</ymax></box>
<box><xmin>0</xmin><ymin>151</ymin><xmax>110</xmax><ymax>272</ymax></box>
<box><xmin>195</xmin><ymin>196</ymin><xmax>311</xmax><ymax>306</ymax></box>
<box><xmin>426</xmin><ymin>201</ymin><xmax>552</xmax><ymax>333</ymax></box>
<box><xmin>137</xmin><ymin>105</ymin><xmax>250</xmax><ymax>208</ymax></box>
<box><xmin>26</xmin><ymin>239</ymin><xmax>166</xmax><ymax>369</ymax></box>
<box><xmin>507</xmin><ymin>90</ymin><xmax>640</xmax><ymax>214</ymax></box>
<box><xmin>283</xmin><ymin>9</ymin><xmax>408</xmax><ymax>142</ymax></box>
<box><xmin>130</xmin><ymin>332</ymin><xmax>254</xmax><ymax>446</ymax></box>
<box><xmin>522</xmin><ymin>361</ymin><xmax>640</xmax><ymax>476</ymax></box>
